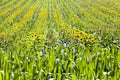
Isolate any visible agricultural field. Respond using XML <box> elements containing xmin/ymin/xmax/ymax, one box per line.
<box><xmin>0</xmin><ymin>0</ymin><xmax>120</xmax><ymax>80</ymax></box>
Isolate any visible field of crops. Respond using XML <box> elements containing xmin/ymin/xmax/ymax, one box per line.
<box><xmin>0</xmin><ymin>0</ymin><xmax>120</xmax><ymax>80</ymax></box>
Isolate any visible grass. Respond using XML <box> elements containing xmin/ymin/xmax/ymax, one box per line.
<box><xmin>0</xmin><ymin>0</ymin><xmax>120</xmax><ymax>80</ymax></box>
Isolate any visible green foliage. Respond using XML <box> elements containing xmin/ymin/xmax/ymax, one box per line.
<box><xmin>0</xmin><ymin>0</ymin><xmax>120</xmax><ymax>80</ymax></box>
